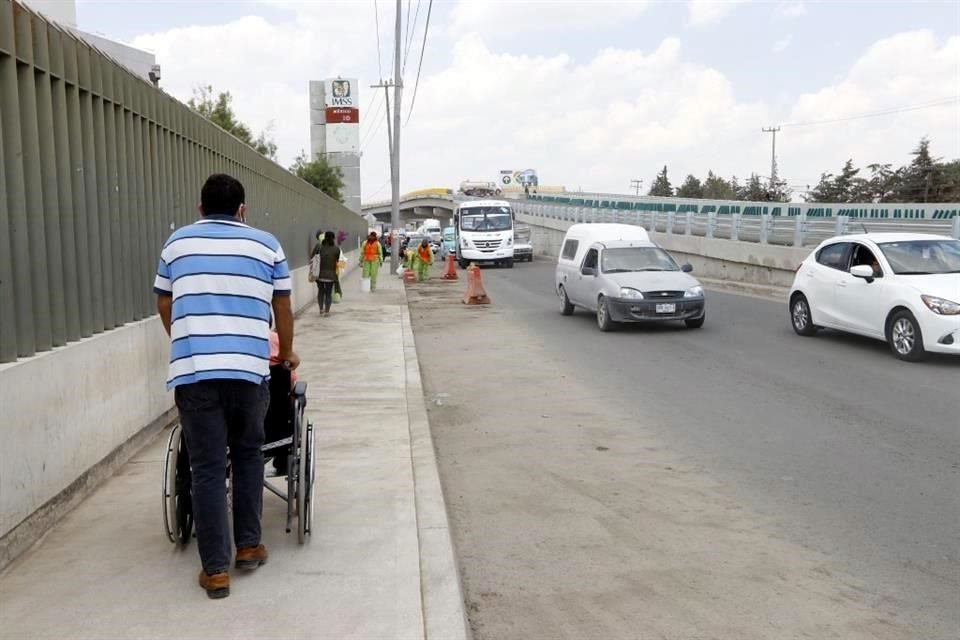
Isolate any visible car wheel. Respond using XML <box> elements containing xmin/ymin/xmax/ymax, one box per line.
<box><xmin>597</xmin><ymin>295</ymin><xmax>615</xmax><ymax>332</ymax></box>
<box><xmin>505</xmin><ymin>259</ymin><xmax>514</xmax><ymax>269</ymax></box>
<box><xmin>458</xmin><ymin>258</ymin><xmax>469</xmax><ymax>269</ymax></box>
<box><xmin>685</xmin><ymin>314</ymin><xmax>705</xmax><ymax>329</ymax></box>
<box><xmin>790</xmin><ymin>294</ymin><xmax>818</xmax><ymax>336</ymax></box>
<box><xmin>887</xmin><ymin>310</ymin><xmax>927</xmax><ymax>362</ymax></box>
<box><xmin>559</xmin><ymin>286</ymin><xmax>574</xmax><ymax>316</ymax></box>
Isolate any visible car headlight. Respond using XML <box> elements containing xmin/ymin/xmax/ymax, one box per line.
<box><xmin>460</xmin><ymin>238</ymin><xmax>471</xmax><ymax>248</ymax></box>
<box><xmin>684</xmin><ymin>285</ymin><xmax>704</xmax><ymax>298</ymax></box>
<box><xmin>506</xmin><ymin>237</ymin><xmax>513</xmax><ymax>246</ymax></box>
<box><xmin>619</xmin><ymin>288</ymin><xmax>644</xmax><ymax>300</ymax></box>
<box><xmin>921</xmin><ymin>295</ymin><xmax>960</xmax><ymax>315</ymax></box>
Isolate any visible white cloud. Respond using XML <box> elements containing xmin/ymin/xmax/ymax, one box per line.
<box><xmin>128</xmin><ymin>2</ymin><xmax>959</xmax><ymax>203</ymax></box>
<box><xmin>778</xmin><ymin>0</ymin><xmax>806</xmax><ymax>18</ymax></box>
<box><xmin>774</xmin><ymin>36</ymin><xmax>791</xmax><ymax>53</ymax></box>
<box><xmin>452</xmin><ymin>0</ymin><xmax>653</xmax><ymax>36</ymax></box>
<box><xmin>778</xmin><ymin>30</ymin><xmax>960</xmax><ymax>187</ymax></box>
<box><xmin>688</xmin><ymin>0</ymin><xmax>747</xmax><ymax>26</ymax></box>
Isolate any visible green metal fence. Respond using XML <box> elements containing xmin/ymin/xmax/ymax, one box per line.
<box><xmin>0</xmin><ymin>1</ymin><xmax>366</xmax><ymax>363</ymax></box>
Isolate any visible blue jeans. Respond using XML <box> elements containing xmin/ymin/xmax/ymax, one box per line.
<box><xmin>175</xmin><ymin>379</ymin><xmax>269</xmax><ymax>574</ymax></box>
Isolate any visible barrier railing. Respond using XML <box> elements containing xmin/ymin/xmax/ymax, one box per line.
<box><xmin>514</xmin><ymin>202</ymin><xmax>960</xmax><ymax>249</ymax></box>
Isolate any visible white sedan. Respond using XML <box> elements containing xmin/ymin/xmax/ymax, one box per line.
<box><xmin>788</xmin><ymin>233</ymin><xmax>960</xmax><ymax>361</ymax></box>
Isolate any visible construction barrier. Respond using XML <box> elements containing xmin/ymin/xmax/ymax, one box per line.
<box><xmin>462</xmin><ymin>264</ymin><xmax>490</xmax><ymax>305</ymax></box>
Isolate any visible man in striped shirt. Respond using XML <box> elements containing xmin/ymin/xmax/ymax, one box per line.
<box><xmin>154</xmin><ymin>173</ymin><xmax>299</xmax><ymax>599</ymax></box>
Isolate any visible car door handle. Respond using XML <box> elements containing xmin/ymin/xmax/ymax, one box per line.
<box><xmin>838</xmin><ymin>281</ymin><xmax>848</xmax><ymax>287</ymax></box>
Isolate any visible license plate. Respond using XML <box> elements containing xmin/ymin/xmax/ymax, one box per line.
<box><xmin>655</xmin><ymin>303</ymin><xmax>676</xmax><ymax>314</ymax></box>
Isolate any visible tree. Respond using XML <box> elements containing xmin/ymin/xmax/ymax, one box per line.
<box><xmin>702</xmin><ymin>171</ymin><xmax>737</xmax><ymax>200</ymax></box>
<box><xmin>188</xmin><ymin>85</ymin><xmax>277</xmax><ymax>159</ymax></box>
<box><xmin>741</xmin><ymin>173</ymin><xmax>768</xmax><ymax>201</ymax></box>
<box><xmin>648</xmin><ymin>165</ymin><xmax>674</xmax><ymax>197</ymax></box>
<box><xmin>898</xmin><ymin>137</ymin><xmax>943</xmax><ymax>202</ymax></box>
<box><xmin>290</xmin><ymin>152</ymin><xmax>345</xmax><ymax>203</ymax></box>
<box><xmin>676</xmin><ymin>174</ymin><xmax>704</xmax><ymax>199</ymax></box>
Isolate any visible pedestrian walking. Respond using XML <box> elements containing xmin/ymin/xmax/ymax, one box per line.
<box><xmin>414</xmin><ymin>238</ymin><xmax>434</xmax><ymax>282</ymax></box>
<box><xmin>360</xmin><ymin>231</ymin><xmax>384</xmax><ymax>291</ymax></box>
<box><xmin>154</xmin><ymin>173</ymin><xmax>300</xmax><ymax>599</ymax></box>
<box><xmin>313</xmin><ymin>231</ymin><xmax>340</xmax><ymax>315</ymax></box>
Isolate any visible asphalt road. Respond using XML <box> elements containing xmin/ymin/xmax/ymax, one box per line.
<box><xmin>410</xmin><ymin>261</ymin><xmax>959</xmax><ymax>638</ymax></box>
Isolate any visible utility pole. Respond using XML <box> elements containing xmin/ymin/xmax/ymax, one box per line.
<box><xmin>630</xmin><ymin>178</ymin><xmax>643</xmax><ymax>196</ymax></box>
<box><xmin>762</xmin><ymin>126</ymin><xmax>781</xmax><ymax>192</ymax></box>
<box><xmin>389</xmin><ymin>0</ymin><xmax>403</xmax><ymax>274</ymax></box>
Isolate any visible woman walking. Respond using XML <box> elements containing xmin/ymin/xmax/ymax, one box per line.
<box><xmin>313</xmin><ymin>231</ymin><xmax>341</xmax><ymax>315</ymax></box>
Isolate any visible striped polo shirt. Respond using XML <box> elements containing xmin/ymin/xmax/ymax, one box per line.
<box><xmin>153</xmin><ymin>215</ymin><xmax>291</xmax><ymax>390</ymax></box>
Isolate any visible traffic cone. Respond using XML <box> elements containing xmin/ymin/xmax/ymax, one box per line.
<box><xmin>441</xmin><ymin>254</ymin><xmax>458</xmax><ymax>280</ymax></box>
<box><xmin>462</xmin><ymin>264</ymin><xmax>490</xmax><ymax>305</ymax></box>
<box><xmin>403</xmin><ymin>268</ymin><xmax>416</xmax><ymax>282</ymax></box>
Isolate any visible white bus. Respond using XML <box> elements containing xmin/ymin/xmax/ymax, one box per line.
<box><xmin>454</xmin><ymin>200</ymin><xmax>515</xmax><ymax>269</ymax></box>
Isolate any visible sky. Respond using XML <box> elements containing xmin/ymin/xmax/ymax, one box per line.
<box><xmin>73</xmin><ymin>0</ymin><xmax>960</xmax><ymax>202</ymax></box>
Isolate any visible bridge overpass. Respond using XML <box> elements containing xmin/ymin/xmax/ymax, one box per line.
<box><xmin>361</xmin><ymin>189</ymin><xmax>462</xmax><ymax>225</ymax></box>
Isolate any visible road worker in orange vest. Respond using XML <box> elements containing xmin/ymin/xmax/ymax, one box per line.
<box><xmin>414</xmin><ymin>238</ymin><xmax>434</xmax><ymax>282</ymax></box>
<box><xmin>360</xmin><ymin>231</ymin><xmax>384</xmax><ymax>291</ymax></box>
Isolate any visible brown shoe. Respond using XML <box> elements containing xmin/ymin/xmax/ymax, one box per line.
<box><xmin>198</xmin><ymin>570</ymin><xmax>230</xmax><ymax>599</ymax></box>
<box><xmin>235</xmin><ymin>544</ymin><xmax>269</xmax><ymax>571</ymax></box>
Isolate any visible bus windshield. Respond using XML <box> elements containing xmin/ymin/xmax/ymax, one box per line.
<box><xmin>460</xmin><ymin>206</ymin><xmax>512</xmax><ymax>232</ymax></box>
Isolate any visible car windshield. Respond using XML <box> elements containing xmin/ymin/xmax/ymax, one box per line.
<box><xmin>443</xmin><ymin>228</ymin><xmax>455</xmax><ymax>241</ymax></box>
<box><xmin>601</xmin><ymin>247</ymin><xmax>679</xmax><ymax>273</ymax></box>
<box><xmin>878</xmin><ymin>239</ymin><xmax>960</xmax><ymax>275</ymax></box>
<box><xmin>460</xmin><ymin>207</ymin><xmax>512</xmax><ymax>231</ymax></box>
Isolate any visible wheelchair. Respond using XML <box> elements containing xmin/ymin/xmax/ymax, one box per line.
<box><xmin>162</xmin><ymin>366</ymin><xmax>316</xmax><ymax>545</ymax></box>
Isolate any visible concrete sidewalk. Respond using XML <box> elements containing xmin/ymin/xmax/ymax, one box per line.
<box><xmin>0</xmin><ymin>269</ymin><xmax>469</xmax><ymax>640</ymax></box>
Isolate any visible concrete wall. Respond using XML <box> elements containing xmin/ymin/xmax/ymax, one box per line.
<box><xmin>519</xmin><ymin>213</ymin><xmax>808</xmax><ymax>289</ymax></box>
<box><xmin>0</xmin><ymin>255</ymin><xmax>357</xmax><ymax>567</ymax></box>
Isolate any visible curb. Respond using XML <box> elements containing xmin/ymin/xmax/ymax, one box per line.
<box><xmin>398</xmin><ymin>286</ymin><xmax>473</xmax><ymax>640</ymax></box>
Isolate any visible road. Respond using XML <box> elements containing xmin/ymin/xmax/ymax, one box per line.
<box><xmin>408</xmin><ymin>261</ymin><xmax>959</xmax><ymax>639</ymax></box>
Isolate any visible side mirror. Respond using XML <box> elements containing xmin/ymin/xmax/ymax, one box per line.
<box><xmin>850</xmin><ymin>264</ymin><xmax>876</xmax><ymax>280</ymax></box>
<box><xmin>581</xmin><ymin>267</ymin><xmax>597</xmax><ymax>277</ymax></box>
<box><xmin>681</xmin><ymin>263</ymin><xmax>693</xmax><ymax>273</ymax></box>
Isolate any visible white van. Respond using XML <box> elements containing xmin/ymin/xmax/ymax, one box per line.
<box><xmin>555</xmin><ymin>224</ymin><xmax>705</xmax><ymax>331</ymax></box>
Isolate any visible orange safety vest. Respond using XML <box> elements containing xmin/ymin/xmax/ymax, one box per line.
<box><xmin>363</xmin><ymin>240</ymin><xmax>380</xmax><ymax>261</ymax></box>
<box><xmin>418</xmin><ymin>246</ymin><xmax>431</xmax><ymax>263</ymax></box>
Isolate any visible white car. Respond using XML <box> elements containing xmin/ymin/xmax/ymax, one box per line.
<box><xmin>788</xmin><ymin>233</ymin><xmax>960</xmax><ymax>361</ymax></box>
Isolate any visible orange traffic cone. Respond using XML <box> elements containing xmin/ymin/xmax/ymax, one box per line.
<box><xmin>441</xmin><ymin>254</ymin><xmax>458</xmax><ymax>280</ymax></box>
<box><xmin>462</xmin><ymin>264</ymin><xmax>490</xmax><ymax>305</ymax></box>
<box><xmin>403</xmin><ymin>268</ymin><xmax>416</xmax><ymax>282</ymax></box>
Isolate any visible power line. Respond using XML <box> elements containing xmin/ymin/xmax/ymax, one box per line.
<box><xmin>404</xmin><ymin>0</ymin><xmax>432</xmax><ymax>126</ymax></box>
<box><xmin>373</xmin><ymin>0</ymin><xmax>384</xmax><ymax>80</ymax></box>
<box><xmin>359</xmin><ymin>91</ymin><xmax>385</xmax><ymax>149</ymax></box>
<box><xmin>402</xmin><ymin>0</ymin><xmax>422</xmax><ymax>77</ymax></box>
<box><xmin>780</xmin><ymin>97</ymin><xmax>960</xmax><ymax>128</ymax></box>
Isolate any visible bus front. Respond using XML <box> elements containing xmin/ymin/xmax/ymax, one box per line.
<box><xmin>455</xmin><ymin>201</ymin><xmax>515</xmax><ymax>268</ymax></box>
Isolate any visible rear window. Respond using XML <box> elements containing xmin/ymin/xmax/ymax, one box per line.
<box><xmin>561</xmin><ymin>239</ymin><xmax>579</xmax><ymax>260</ymax></box>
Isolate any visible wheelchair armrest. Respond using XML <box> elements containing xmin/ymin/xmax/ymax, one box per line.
<box><xmin>293</xmin><ymin>381</ymin><xmax>308</xmax><ymax>398</ymax></box>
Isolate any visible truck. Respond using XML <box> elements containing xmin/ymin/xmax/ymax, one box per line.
<box><xmin>458</xmin><ymin>180</ymin><xmax>502</xmax><ymax>198</ymax></box>
<box><xmin>454</xmin><ymin>200</ymin><xmax>515</xmax><ymax>269</ymax></box>
<box><xmin>416</xmin><ymin>218</ymin><xmax>443</xmax><ymax>243</ymax></box>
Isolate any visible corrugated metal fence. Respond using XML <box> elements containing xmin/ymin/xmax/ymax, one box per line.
<box><xmin>0</xmin><ymin>0</ymin><xmax>366</xmax><ymax>363</ymax></box>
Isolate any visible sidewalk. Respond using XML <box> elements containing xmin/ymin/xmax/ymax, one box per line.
<box><xmin>0</xmin><ymin>268</ymin><xmax>469</xmax><ymax>640</ymax></box>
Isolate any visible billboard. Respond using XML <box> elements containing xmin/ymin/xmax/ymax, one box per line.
<box><xmin>323</xmin><ymin>78</ymin><xmax>359</xmax><ymax>152</ymax></box>
<box><xmin>499</xmin><ymin>169</ymin><xmax>539</xmax><ymax>187</ymax></box>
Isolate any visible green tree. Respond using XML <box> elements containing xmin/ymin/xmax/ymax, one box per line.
<box><xmin>188</xmin><ymin>85</ymin><xmax>277</xmax><ymax>159</ymax></box>
<box><xmin>702</xmin><ymin>171</ymin><xmax>737</xmax><ymax>200</ymax></box>
<box><xmin>741</xmin><ymin>173</ymin><xmax>768</xmax><ymax>201</ymax></box>
<box><xmin>897</xmin><ymin>137</ymin><xmax>943</xmax><ymax>202</ymax></box>
<box><xmin>833</xmin><ymin>159</ymin><xmax>860</xmax><ymax>202</ymax></box>
<box><xmin>290</xmin><ymin>152</ymin><xmax>345</xmax><ymax>203</ymax></box>
<box><xmin>676</xmin><ymin>174</ymin><xmax>704</xmax><ymax>199</ymax></box>
<box><xmin>648</xmin><ymin>165</ymin><xmax>674</xmax><ymax>197</ymax></box>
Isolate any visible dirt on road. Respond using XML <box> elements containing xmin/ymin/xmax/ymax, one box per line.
<box><xmin>406</xmin><ymin>273</ymin><xmax>934</xmax><ymax>640</ymax></box>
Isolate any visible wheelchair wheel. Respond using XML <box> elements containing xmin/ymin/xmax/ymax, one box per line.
<box><xmin>162</xmin><ymin>425</ymin><xmax>193</xmax><ymax>546</ymax></box>
<box><xmin>295</xmin><ymin>399</ymin><xmax>308</xmax><ymax>544</ymax></box>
